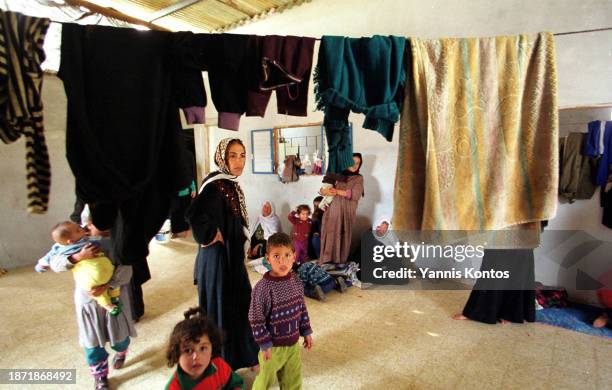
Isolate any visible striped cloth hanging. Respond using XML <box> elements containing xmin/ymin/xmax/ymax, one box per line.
<box><xmin>0</xmin><ymin>10</ymin><xmax>51</xmax><ymax>213</ymax></box>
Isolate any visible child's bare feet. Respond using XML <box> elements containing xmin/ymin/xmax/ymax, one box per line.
<box><xmin>593</xmin><ymin>314</ymin><xmax>609</xmax><ymax>328</ymax></box>
<box><xmin>500</xmin><ymin>319</ymin><xmax>511</xmax><ymax>324</ymax></box>
<box><xmin>452</xmin><ymin>314</ymin><xmax>468</xmax><ymax>320</ymax></box>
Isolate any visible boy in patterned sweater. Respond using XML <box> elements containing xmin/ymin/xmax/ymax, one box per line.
<box><xmin>248</xmin><ymin>232</ymin><xmax>313</xmax><ymax>390</ymax></box>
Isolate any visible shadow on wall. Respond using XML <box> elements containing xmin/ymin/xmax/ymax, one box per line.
<box><xmin>278</xmin><ymin>201</ymin><xmax>291</xmax><ymax>231</ymax></box>
<box><xmin>350</xmin><ymin>153</ymin><xmax>380</xmax><ymax>257</ymax></box>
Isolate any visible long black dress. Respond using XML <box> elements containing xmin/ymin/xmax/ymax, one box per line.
<box><xmin>186</xmin><ymin>175</ymin><xmax>259</xmax><ymax>369</ymax></box>
<box><xmin>462</xmin><ymin>249</ymin><xmax>536</xmax><ymax>324</ymax></box>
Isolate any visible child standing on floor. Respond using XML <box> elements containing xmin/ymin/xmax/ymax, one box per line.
<box><xmin>38</xmin><ymin>220</ymin><xmax>136</xmax><ymax>390</ymax></box>
<box><xmin>288</xmin><ymin>205</ymin><xmax>312</xmax><ymax>265</ymax></box>
<box><xmin>165</xmin><ymin>307</ymin><xmax>245</xmax><ymax>390</ymax></box>
<box><xmin>248</xmin><ymin>233</ymin><xmax>313</xmax><ymax>389</ymax></box>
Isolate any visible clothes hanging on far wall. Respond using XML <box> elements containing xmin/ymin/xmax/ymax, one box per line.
<box><xmin>59</xmin><ymin>24</ymin><xmax>199</xmax><ymax>290</ymax></box>
<box><xmin>585</xmin><ymin>121</ymin><xmax>612</xmax><ymax>186</ymax></box>
<box><xmin>314</xmin><ymin>35</ymin><xmax>406</xmax><ymax>173</ymax></box>
<box><xmin>393</xmin><ymin>33</ymin><xmax>558</xmax><ymax>238</ymax></box>
<box><xmin>247</xmin><ymin>35</ymin><xmax>316</xmax><ymax>117</ymax></box>
<box><xmin>0</xmin><ymin>10</ymin><xmax>51</xmax><ymax>213</ymax></box>
<box><xmin>559</xmin><ymin>132</ymin><xmax>597</xmax><ymax>202</ymax></box>
<box><xmin>583</xmin><ymin>120</ymin><xmax>605</xmax><ymax>157</ymax></box>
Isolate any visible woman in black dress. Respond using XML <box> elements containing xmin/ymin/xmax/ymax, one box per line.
<box><xmin>453</xmin><ymin>249</ymin><xmax>536</xmax><ymax>324</ymax></box>
<box><xmin>186</xmin><ymin>138</ymin><xmax>258</xmax><ymax>369</ymax></box>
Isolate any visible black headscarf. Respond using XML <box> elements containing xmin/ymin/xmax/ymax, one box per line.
<box><xmin>341</xmin><ymin>152</ymin><xmax>363</xmax><ymax>176</ymax></box>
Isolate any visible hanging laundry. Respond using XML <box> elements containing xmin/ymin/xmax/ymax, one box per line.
<box><xmin>583</xmin><ymin>120</ymin><xmax>604</xmax><ymax>157</ymax></box>
<box><xmin>0</xmin><ymin>10</ymin><xmax>51</xmax><ymax>213</ymax></box>
<box><xmin>393</xmin><ymin>33</ymin><xmax>558</xmax><ymax>235</ymax></box>
<box><xmin>173</xmin><ymin>30</ymin><xmax>207</xmax><ymax>125</ymax></box>
<box><xmin>59</xmin><ymin>25</ymin><xmax>202</xmax><ymax>286</ymax></box>
<box><xmin>247</xmin><ymin>35</ymin><xmax>315</xmax><ymax>117</ymax></box>
<box><xmin>585</xmin><ymin>121</ymin><xmax>612</xmax><ymax>186</ymax></box>
<box><xmin>559</xmin><ymin>133</ymin><xmax>597</xmax><ymax>202</ymax></box>
<box><xmin>314</xmin><ymin>35</ymin><xmax>406</xmax><ymax>173</ymax></box>
<box><xmin>185</xmin><ymin>34</ymin><xmax>251</xmax><ymax>131</ymax></box>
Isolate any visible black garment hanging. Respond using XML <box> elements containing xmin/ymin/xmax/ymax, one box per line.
<box><xmin>59</xmin><ymin>24</ymin><xmax>203</xmax><ymax>288</ymax></box>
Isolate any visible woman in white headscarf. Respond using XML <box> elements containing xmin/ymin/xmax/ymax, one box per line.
<box><xmin>373</xmin><ymin>217</ymin><xmax>398</xmax><ymax>247</ymax></box>
<box><xmin>359</xmin><ymin>216</ymin><xmax>409</xmax><ymax>286</ymax></box>
<box><xmin>248</xmin><ymin>200</ymin><xmax>282</xmax><ymax>258</ymax></box>
<box><xmin>186</xmin><ymin>138</ymin><xmax>258</xmax><ymax>370</ymax></box>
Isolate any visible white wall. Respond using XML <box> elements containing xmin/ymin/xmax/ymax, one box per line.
<box><xmin>2</xmin><ymin>1</ymin><xmax>611</xmax><ymax>306</ymax></box>
<box><xmin>0</xmin><ymin>76</ymin><xmax>74</xmax><ymax>269</ymax></box>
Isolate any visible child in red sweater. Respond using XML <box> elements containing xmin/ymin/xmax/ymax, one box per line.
<box><xmin>288</xmin><ymin>205</ymin><xmax>312</xmax><ymax>265</ymax></box>
<box><xmin>165</xmin><ymin>307</ymin><xmax>244</xmax><ymax>390</ymax></box>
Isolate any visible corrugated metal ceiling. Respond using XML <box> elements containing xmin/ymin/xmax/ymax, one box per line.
<box><xmin>102</xmin><ymin>0</ymin><xmax>310</xmax><ymax>32</ymax></box>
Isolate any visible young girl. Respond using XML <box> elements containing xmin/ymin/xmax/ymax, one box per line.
<box><xmin>44</xmin><ymin>220</ymin><xmax>136</xmax><ymax>390</ymax></box>
<box><xmin>288</xmin><ymin>205</ymin><xmax>312</xmax><ymax>265</ymax></box>
<box><xmin>165</xmin><ymin>307</ymin><xmax>245</xmax><ymax>390</ymax></box>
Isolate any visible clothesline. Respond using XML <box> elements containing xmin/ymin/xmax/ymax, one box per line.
<box><xmin>42</xmin><ymin>16</ymin><xmax>612</xmax><ymax>39</ymax></box>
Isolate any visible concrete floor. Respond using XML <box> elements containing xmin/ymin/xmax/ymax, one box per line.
<box><xmin>1</xmin><ymin>236</ymin><xmax>610</xmax><ymax>389</ymax></box>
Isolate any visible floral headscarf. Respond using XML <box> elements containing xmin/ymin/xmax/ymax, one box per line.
<box><xmin>209</xmin><ymin>138</ymin><xmax>249</xmax><ymax>228</ymax></box>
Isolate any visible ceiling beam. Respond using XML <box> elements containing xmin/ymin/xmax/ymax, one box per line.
<box><xmin>63</xmin><ymin>0</ymin><xmax>170</xmax><ymax>31</ymax></box>
<box><xmin>146</xmin><ymin>0</ymin><xmax>203</xmax><ymax>22</ymax></box>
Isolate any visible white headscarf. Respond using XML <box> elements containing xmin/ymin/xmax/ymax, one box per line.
<box><xmin>250</xmin><ymin>200</ymin><xmax>282</xmax><ymax>240</ymax></box>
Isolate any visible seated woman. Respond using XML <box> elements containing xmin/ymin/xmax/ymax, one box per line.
<box><xmin>248</xmin><ymin>200</ymin><xmax>281</xmax><ymax>259</ymax></box>
<box><xmin>357</xmin><ymin>217</ymin><xmax>409</xmax><ymax>286</ymax></box>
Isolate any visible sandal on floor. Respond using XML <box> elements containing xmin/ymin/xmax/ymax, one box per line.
<box><xmin>112</xmin><ymin>353</ymin><xmax>126</xmax><ymax>369</ymax></box>
<box><xmin>94</xmin><ymin>376</ymin><xmax>109</xmax><ymax>390</ymax></box>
